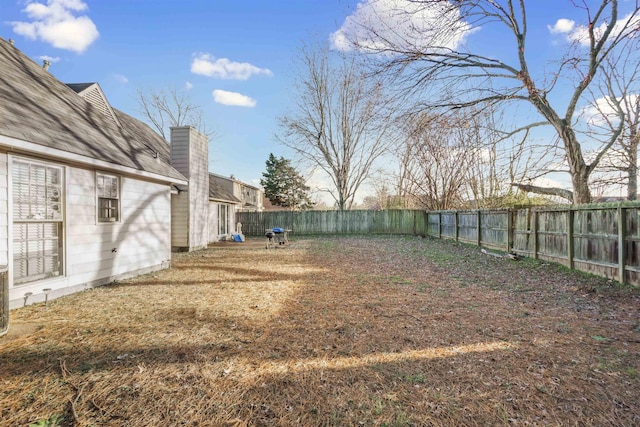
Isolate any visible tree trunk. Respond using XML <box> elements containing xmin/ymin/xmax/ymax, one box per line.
<box><xmin>559</xmin><ymin>123</ymin><xmax>592</xmax><ymax>204</ymax></box>
<box><xmin>628</xmin><ymin>147</ymin><xmax>638</xmax><ymax>201</ymax></box>
<box><xmin>570</xmin><ymin>166</ymin><xmax>592</xmax><ymax>204</ymax></box>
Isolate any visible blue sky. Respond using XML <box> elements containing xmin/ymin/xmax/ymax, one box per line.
<box><xmin>0</xmin><ymin>0</ymin><xmax>354</xmax><ymax>190</ymax></box>
<box><xmin>1</xmin><ymin>1</ymin><xmax>637</xmax><ymax>201</ymax></box>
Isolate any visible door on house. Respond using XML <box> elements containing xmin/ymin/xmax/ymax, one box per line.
<box><xmin>218</xmin><ymin>204</ymin><xmax>228</xmax><ymax>235</ymax></box>
<box><xmin>12</xmin><ymin>159</ymin><xmax>64</xmax><ymax>285</ymax></box>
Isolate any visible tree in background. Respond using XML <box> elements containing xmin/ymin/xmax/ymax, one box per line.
<box><xmin>336</xmin><ymin>0</ymin><xmax>639</xmax><ymax>204</ymax></box>
<box><xmin>261</xmin><ymin>153</ymin><xmax>314</xmax><ymax>210</ymax></box>
<box><xmin>277</xmin><ymin>43</ymin><xmax>391</xmax><ymax>210</ymax></box>
<box><xmin>391</xmin><ymin>105</ymin><xmax>554</xmax><ymax>209</ymax></box>
<box><xmin>137</xmin><ymin>86</ymin><xmax>215</xmax><ymax>141</ymax></box>
<box><xmin>584</xmin><ymin>39</ymin><xmax>640</xmax><ymax>201</ymax></box>
<box><xmin>397</xmin><ymin>112</ymin><xmax>475</xmax><ymax>210</ymax></box>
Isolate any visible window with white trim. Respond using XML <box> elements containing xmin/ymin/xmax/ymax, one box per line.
<box><xmin>97</xmin><ymin>173</ymin><xmax>120</xmax><ymax>223</ymax></box>
<box><xmin>12</xmin><ymin>159</ymin><xmax>63</xmax><ymax>284</ymax></box>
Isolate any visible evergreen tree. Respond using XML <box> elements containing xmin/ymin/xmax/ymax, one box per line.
<box><xmin>261</xmin><ymin>154</ymin><xmax>314</xmax><ymax>210</ymax></box>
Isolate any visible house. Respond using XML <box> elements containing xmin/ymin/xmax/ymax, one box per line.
<box><xmin>169</xmin><ymin>127</ymin><xmax>210</xmax><ymax>252</ymax></box>
<box><xmin>0</xmin><ymin>37</ymin><xmax>189</xmax><ymax>309</ymax></box>
<box><xmin>237</xmin><ymin>180</ymin><xmax>264</xmax><ymax>212</ymax></box>
<box><xmin>207</xmin><ymin>173</ymin><xmax>241</xmax><ymax>241</ymax></box>
<box><xmin>209</xmin><ymin>174</ymin><xmax>264</xmax><ymax>212</ymax></box>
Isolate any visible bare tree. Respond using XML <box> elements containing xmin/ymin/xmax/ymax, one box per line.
<box><xmin>137</xmin><ymin>86</ymin><xmax>214</xmax><ymax>141</ymax></box>
<box><xmin>397</xmin><ymin>112</ymin><xmax>476</xmax><ymax>210</ymax></box>
<box><xmin>583</xmin><ymin>39</ymin><xmax>640</xmax><ymax>200</ymax></box>
<box><xmin>277</xmin><ymin>43</ymin><xmax>391</xmax><ymax>210</ymax></box>
<box><xmin>336</xmin><ymin>0</ymin><xmax>640</xmax><ymax>204</ymax></box>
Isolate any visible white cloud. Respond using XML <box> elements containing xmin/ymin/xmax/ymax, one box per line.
<box><xmin>547</xmin><ymin>18</ymin><xmax>575</xmax><ymax>34</ymax></box>
<box><xmin>191</xmin><ymin>53</ymin><xmax>272</xmax><ymax>80</ymax></box>
<box><xmin>112</xmin><ymin>73</ymin><xmax>129</xmax><ymax>84</ymax></box>
<box><xmin>185</xmin><ymin>81</ymin><xmax>193</xmax><ymax>90</ymax></box>
<box><xmin>549</xmin><ymin>12</ymin><xmax>640</xmax><ymax>46</ymax></box>
<box><xmin>37</xmin><ymin>54</ymin><xmax>60</xmax><ymax>63</ymax></box>
<box><xmin>330</xmin><ymin>0</ymin><xmax>476</xmax><ymax>52</ymax></box>
<box><xmin>212</xmin><ymin>89</ymin><xmax>257</xmax><ymax>107</ymax></box>
<box><xmin>581</xmin><ymin>94</ymin><xmax>639</xmax><ymax>126</ymax></box>
<box><xmin>9</xmin><ymin>0</ymin><xmax>99</xmax><ymax>53</ymax></box>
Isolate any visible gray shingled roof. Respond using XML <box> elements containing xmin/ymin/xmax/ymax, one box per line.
<box><xmin>209</xmin><ymin>174</ymin><xmax>241</xmax><ymax>203</ymax></box>
<box><xmin>0</xmin><ymin>37</ymin><xmax>186</xmax><ymax>183</ymax></box>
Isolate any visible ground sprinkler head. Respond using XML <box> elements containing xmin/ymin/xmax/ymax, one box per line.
<box><xmin>23</xmin><ymin>292</ymin><xmax>33</xmax><ymax>307</ymax></box>
<box><xmin>43</xmin><ymin>288</ymin><xmax>52</xmax><ymax>306</ymax></box>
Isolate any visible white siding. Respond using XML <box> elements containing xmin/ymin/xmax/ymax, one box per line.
<box><xmin>0</xmin><ymin>154</ymin><xmax>7</xmax><ymax>267</ymax></box>
<box><xmin>170</xmin><ymin>130</ymin><xmax>190</xmax><ymax>178</ymax></box>
<box><xmin>208</xmin><ymin>202</ymin><xmax>219</xmax><ymax>243</ymax></box>
<box><xmin>171</xmin><ymin>191</ymin><xmax>189</xmax><ymax>248</ymax></box>
<box><xmin>188</xmin><ymin>129</ymin><xmax>208</xmax><ymax>249</ymax></box>
<box><xmin>170</xmin><ymin>127</ymin><xmax>208</xmax><ymax>251</ymax></box>
<box><xmin>9</xmin><ymin>163</ymin><xmax>173</xmax><ymax>308</ymax></box>
<box><xmin>66</xmin><ymin>170</ymin><xmax>171</xmax><ymax>280</ymax></box>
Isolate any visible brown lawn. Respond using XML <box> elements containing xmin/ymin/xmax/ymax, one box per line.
<box><xmin>1</xmin><ymin>235</ymin><xmax>639</xmax><ymax>426</ymax></box>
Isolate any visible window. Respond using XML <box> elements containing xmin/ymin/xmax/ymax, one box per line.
<box><xmin>12</xmin><ymin>159</ymin><xmax>63</xmax><ymax>284</ymax></box>
<box><xmin>97</xmin><ymin>173</ymin><xmax>119</xmax><ymax>222</ymax></box>
<box><xmin>218</xmin><ymin>204</ymin><xmax>228</xmax><ymax>235</ymax></box>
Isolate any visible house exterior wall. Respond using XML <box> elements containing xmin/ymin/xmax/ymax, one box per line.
<box><xmin>7</xmin><ymin>156</ymin><xmax>172</xmax><ymax>308</ymax></box>
<box><xmin>0</xmin><ymin>153</ymin><xmax>7</xmax><ymax>268</ymax></box>
<box><xmin>170</xmin><ymin>127</ymin><xmax>208</xmax><ymax>251</ymax></box>
<box><xmin>208</xmin><ymin>201</ymin><xmax>220</xmax><ymax>243</ymax></box>
<box><xmin>171</xmin><ymin>191</ymin><xmax>189</xmax><ymax>248</ymax></box>
<box><xmin>235</xmin><ymin>181</ymin><xmax>264</xmax><ymax>212</ymax></box>
<box><xmin>207</xmin><ymin>201</ymin><xmax>237</xmax><ymax>243</ymax></box>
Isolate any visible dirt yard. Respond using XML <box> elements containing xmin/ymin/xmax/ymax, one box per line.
<box><xmin>1</xmin><ymin>235</ymin><xmax>639</xmax><ymax>426</ymax></box>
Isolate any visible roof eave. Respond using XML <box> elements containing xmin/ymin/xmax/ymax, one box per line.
<box><xmin>0</xmin><ymin>134</ymin><xmax>188</xmax><ymax>186</ymax></box>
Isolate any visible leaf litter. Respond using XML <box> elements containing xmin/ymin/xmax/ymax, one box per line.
<box><xmin>1</xmin><ymin>235</ymin><xmax>639</xmax><ymax>426</ymax></box>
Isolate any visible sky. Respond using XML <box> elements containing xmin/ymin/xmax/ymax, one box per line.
<box><xmin>1</xmin><ymin>0</ymin><xmax>637</xmax><ymax>202</ymax></box>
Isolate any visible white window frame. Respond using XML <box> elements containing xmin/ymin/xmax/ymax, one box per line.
<box><xmin>12</xmin><ymin>158</ymin><xmax>64</xmax><ymax>285</ymax></box>
<box><xmin>96</xmin><ymin>172</ymin><xmax>120</xmax><ymax>223</ymax></box>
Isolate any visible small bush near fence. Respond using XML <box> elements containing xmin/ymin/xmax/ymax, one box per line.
<box><xmin>238</xmin><ymin>206</ymin><xmax>640</xmax><ymax>286</ymax></box>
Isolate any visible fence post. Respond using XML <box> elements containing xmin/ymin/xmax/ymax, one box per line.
<box><xmin>454</xmin><ymin>211</ymin><xmax>459</xmax><ymax>242</ymax></box>
<box><xmin>618</xmin><ymin>207</ymin><xmax>627</xmax><ymax>284</ymax></box>
<box><xmin>477</xmin><ymin>210</ymin><xmax>482</xmax><ymax>247</ymax></box>
<box><xmin>567</xmin><ymin>209</ymin><xmax>574</xmax><ymax>269</ymax></box>
<box><xmin>438</xmin><ymin>212</ymin><xmax>442</xmax><ymax>239</ymax></box>
<box><xmin>507</xmin><ymin>209</ymin><xmax>513</xmax><ymax>253</ymax></box>
<box><xmin>532</xmin><ymin>210</ymin><xmax>538</xmax><ymax>259</ymax></box>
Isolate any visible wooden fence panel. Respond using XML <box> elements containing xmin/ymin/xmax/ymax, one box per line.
<box><xmin>237</xmin><ymin>205</ymin><xmax>640</xmax><ymax>285</ymax></box>
<box><xmin>536</xmin><ymin>210</ymin><xmax>568</xmax><ymax>263</ymax></box>
<box><xmin>571</xmin><ymin>209</ymin><xmax>619</xmax><ymax>279</ymax></box>
<box><xmin>480</xmin><ymin>211</ymin><xmax>508</xmax><ymax>249</ymax></box>
<box><xmin>441</xmin><ymin>212</ymin><xmax>456</xmax><ymax>238</ymax></box>
<box><xmin>512</xmin><ymin>209</ymin><xmax>535</xmax><ymax>255</ymax></box>
<box><xmin>457</xmin><ymin>212</ymin><xmax>478</xmax><ymax>243</ymax></box>
<box><xmin>427</xmin><ymin>213</ymin><xmax>440</xmax><ymax>237</ymax></box>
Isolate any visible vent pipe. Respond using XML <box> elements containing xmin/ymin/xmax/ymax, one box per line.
<box><xmin>42</xmin><ymin>60</ymin><xmax>51</xmax><ymax>71</ymax></box>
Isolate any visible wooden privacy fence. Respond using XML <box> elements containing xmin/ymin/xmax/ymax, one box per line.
<box><xmin>238</xmin><ymin>210</ymin><xmax>427</xmax><ymax>236</ymax></box>
<box><xmin>237</xmin><ymin>206</ymin><xmax>640</xmax><ymax>285</ymax></box>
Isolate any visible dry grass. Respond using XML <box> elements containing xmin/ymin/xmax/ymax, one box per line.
<box><xmin>1</xmin><ymin>235</ymin><xmax>639</xmax><ymax>426</ymax></box>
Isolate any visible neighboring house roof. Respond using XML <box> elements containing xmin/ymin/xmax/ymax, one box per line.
<box><xmin>262</xmin><ymin>197</ymin><xmax>289</xmax><ymax>211</ymax></box>
<box><xmin>209</xmin><ymin>174</ymin><xmax>241</xmax><ymax>204</ymax></box>
<box><xmin>238</xmin><ymin>181</ymin><xmax>262</xmax><ymax>191</ymax></box>
<box><xmin>0</xmin><ymin>37</ymin><xmax>186</xmax><ymax>184</ymax></box>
